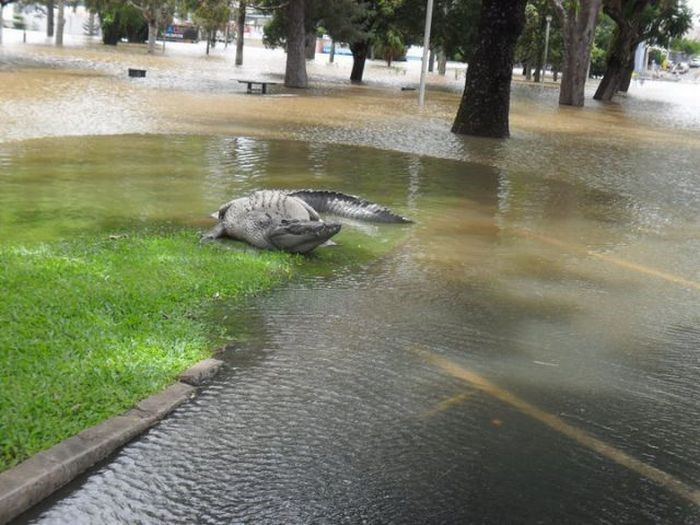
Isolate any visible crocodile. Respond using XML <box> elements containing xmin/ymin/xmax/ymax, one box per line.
<box><xmin>203</xmin><ymin>189</ymin><xmax>411</xmax><ymax>254</ymax></box>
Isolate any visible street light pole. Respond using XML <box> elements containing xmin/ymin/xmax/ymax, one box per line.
<box><xmin>541</xmin><ymin>14</ymin><xmax>552</xmax><ymax>83</ymax></box>
<box><xmin>418</xmin><ymin>0</ymin><xmax>434</xmax><ymax>106</ymax></box>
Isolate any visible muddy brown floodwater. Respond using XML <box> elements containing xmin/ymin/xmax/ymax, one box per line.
<box><xmin>2</xmin><ymin>37</ymin><xmax>699</xmax><ymax>524</ymax></box>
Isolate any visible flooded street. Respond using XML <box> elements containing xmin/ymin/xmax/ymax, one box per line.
<box><xmin>2</xmin><ymin>36</ymin><xmax>699</xmax><ymax>523</ymax></box>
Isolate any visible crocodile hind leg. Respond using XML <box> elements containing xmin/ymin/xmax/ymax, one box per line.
<box><xmin>201</xmin><ymin>223</ymin><xmax>227</xmax><ymax>241</ymax></box>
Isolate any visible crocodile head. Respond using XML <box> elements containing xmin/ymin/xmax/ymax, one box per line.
<box><xmin>268</xmin><ymin>220</ymin><xmax>342</xmax><ymax>254</ymax></box>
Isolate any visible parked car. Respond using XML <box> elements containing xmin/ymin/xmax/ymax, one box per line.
<box><xmin>671</xmin><ymin>62</ymin><xmax>689</xmax><ymax>74</ymax></box>
<box><xmin>689</xmin><ymin>57</ymin><xmax>700</xmax><ymax>68</ymax></box>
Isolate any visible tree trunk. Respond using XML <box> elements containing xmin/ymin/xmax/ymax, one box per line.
<box><xmin>55</xmin><ymin>0</ymin><xmax>65</xmax><ymax>47</ymax></box>
<box><xmin>525</xmin><ymin>63</ymin><xmax>532</xmax><ymax>80</ymax></box>
<box><xmin>452</xmin><ymin>0</ymin><xmax>527</xmax><ymax>138</ymax></box>
<box><xmin>554</xmin><ymin>0</ymin><xmax>602</xmax><ymax>107</ymax></box>
<box><xmin>437</xmin><ymin>48</ymin><xmax>447</xmax><ymax>75</ymax></box>
<box><xmin>350</xmin><ymin>39</ymin><xmax>368</xmax><ymax>83</ymax></box>
<box><xmin>428</xmin><ymin>47</ymin><xmax>435</xmax><ymax>72</ymax></box>
<box><xmin>101</xmin><ymin>8</ymin><xmax>121</xmax><ymax>45</ymax></box>
<box><xmin>86</xmin><ymin>10</ymin><xmax>96</xmax><ymax>36</ymax></box>
<box><xmin>593</xmin><ymin>27</ymin><xmax>634</xmax><ymax>101</ymax></box>
<box><xmin>206</xmin><ymin>30</ymin><xmax>210</xmax><ymax>55</ymax></box>
<box><xmin>284</xmin><ymin>0</ymin><xmax>307</xmax><ymax>88</ymax></box>
<box><xmin>535</xmin><ymin>14</ymin><xmax>545</xmax><ymax>82</ymax></box>
<box><xmin>235</xmin><ymin>0</ymin><xmax>245</xmax><ymax>65</ymax></box>
<box><xmin>329</xmin><ymin>40</ymin><xmax>335</xmax><ymax>63</ymax></box>
<box><xmin>553</xmin><ymin>69</ymin><xmax>559</xmax><ymax>81</ymax></box>
<box><xmin>0</xmin><ymin>4</ymin><xmax>4</xmax><ymax>45</ymax></box>
<box><xmin>47</xmin><ymin>0</ymin><xmax>55</xmax><ymax>38</ymax></box>
<box><xmin>618</xmin><ymin>55</ymin><xmax>635</xmax><ymax>92</ymax></box>
<box><xmin>305</xmin><ymin>32</ymin><xmax>316</xmax><ymax>60</ymax></box>
<box><xmin>147</xmin><ymin>18</ymin><xmax>157</xmax><ymax>54</ymax></box>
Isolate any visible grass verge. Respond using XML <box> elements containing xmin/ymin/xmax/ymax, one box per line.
<box><xmin>0</xmin><ymin>229</ymin><xmax>296</xmax><ymax>472</ymax></box>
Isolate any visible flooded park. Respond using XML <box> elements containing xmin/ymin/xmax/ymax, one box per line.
<box><xmin>1</xmin><ymin>18</ymin><xmax>700</xmax><ymax>525</ymax></box>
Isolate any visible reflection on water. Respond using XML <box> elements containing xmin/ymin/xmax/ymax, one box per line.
<box><xmin>3</xmin><ymin>135</ymin><xmax>698</xmax><ymax>523</ymax></box>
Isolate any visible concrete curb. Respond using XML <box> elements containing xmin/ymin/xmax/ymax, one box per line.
<box><xmin>179</xmin><ymin>358</ymin><xmax>224</xmax><ymax>386</ymax></box>
<box><xmin>0</xmin><ymin>358</ymin><xmax>224</xmax><ymax>525</ymax></box>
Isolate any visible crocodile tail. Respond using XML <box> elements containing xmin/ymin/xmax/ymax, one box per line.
<box><xmin>288</xmin><ymin>190</ymin><xmax>413</xmax><ymax>224</ymax></box>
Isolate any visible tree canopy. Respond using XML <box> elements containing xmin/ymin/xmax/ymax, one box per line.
<box><xmin>191</xmin><ymin>0</ymin><xmax>230</xmax><ymax>54</ymax></box>
<box><xmin>670</xmin><ymin>36</ymin><xmax>700</xmax><ymax>56</ymax></box>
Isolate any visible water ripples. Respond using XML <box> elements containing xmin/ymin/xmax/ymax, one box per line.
<box><xmin>23</xmin><ymin>251</ymin><xmax>700</xmax><ymax>522</ymax></box>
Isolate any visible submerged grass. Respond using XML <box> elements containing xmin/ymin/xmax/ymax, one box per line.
<box><xmin>0</xmin><ymin>229</ymin><xmax>296</xmax><ymax>472</ymax></box>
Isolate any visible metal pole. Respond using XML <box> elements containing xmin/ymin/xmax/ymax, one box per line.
<box><xmin>418</xmin><ymin>0</ymin><xmax>434</xmax><ymax>107</ymax></box>
<box><xmin>541</xmin><ymin>15</ymin><xmax>552</xmax><ymax>83</ymax></box>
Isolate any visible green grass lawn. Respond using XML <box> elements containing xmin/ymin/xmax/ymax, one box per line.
<box><xmin>0</xmin><ymin>230</ymin><xmax>296</xmax><ymax>472</ymax></box>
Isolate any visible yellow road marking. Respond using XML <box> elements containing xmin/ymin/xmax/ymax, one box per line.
<box><xmin>422</xmin><ymin>392</ymin><xmax>473</xmax><ymax>418</ymax></box>
<box><xmin>514</xmin><ymin>229</ymin><xmax>700</xmax><ymax>291</ymax></box>
<box><xmin>416</xmin><ymin>348</ymin><xmax>700</xmax><ymax>507</ymax></box>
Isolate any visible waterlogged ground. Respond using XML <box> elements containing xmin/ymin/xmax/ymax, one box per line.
<box><xmin>2</xmin><ymin>35</ymin><xmax>699</xmax><ymax>523</ymax></box>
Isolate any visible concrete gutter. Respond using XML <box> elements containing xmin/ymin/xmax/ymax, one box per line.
<box><xmin>0</xmin><ymin>358</ymin><xmax>223</xmax><ymax>524</ymax></box>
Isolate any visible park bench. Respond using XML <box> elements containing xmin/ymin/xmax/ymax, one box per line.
<box><xmin>237</xmin><ymin>79</ymin><xmax>280</xmax><ymax>94</ymax></box>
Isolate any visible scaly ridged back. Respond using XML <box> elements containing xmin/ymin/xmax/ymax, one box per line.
<box><xmin>288</xmin><ymin>190</ymin><xmax>412</xmax><ymax>223</ymax></box>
